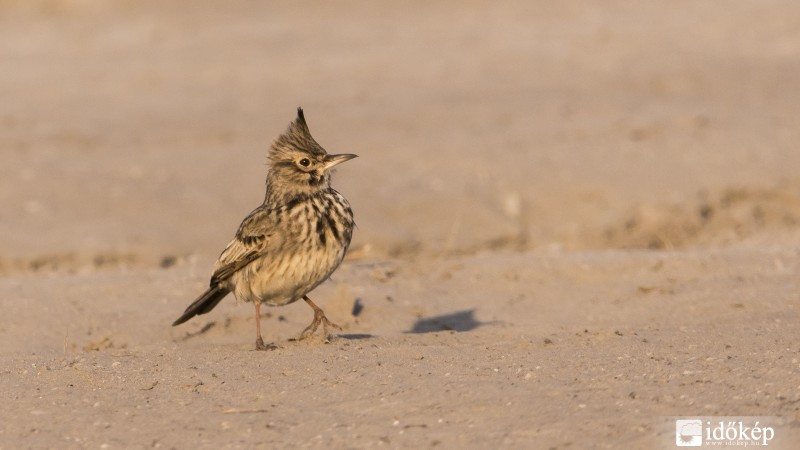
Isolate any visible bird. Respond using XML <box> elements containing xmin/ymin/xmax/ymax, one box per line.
<box><xmin>172</xmin><ymin>108</ymin><xmax>356</xmax><ymax>350</ymax></box>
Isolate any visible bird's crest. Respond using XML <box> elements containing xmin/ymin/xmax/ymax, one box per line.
<box><xmin>294</xmin><ymin>107</ymin><xmax>310</xmax><ymax>133</ymax></box>
<box><xmin>268</xmin><ymin>107</ymin><xmax>327</xmax><ymax>162</ymax></box>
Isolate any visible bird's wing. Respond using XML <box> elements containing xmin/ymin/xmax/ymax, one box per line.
<box><xmin>209</xmin><ymin>207</ymin><xmax>274</xmax><ymax>287</ymax></box>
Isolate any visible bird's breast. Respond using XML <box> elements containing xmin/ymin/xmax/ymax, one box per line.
<box><xmin>233</xmin><ymin>190</ymin><xmax>354</xmax><ymax>306</ymax></box>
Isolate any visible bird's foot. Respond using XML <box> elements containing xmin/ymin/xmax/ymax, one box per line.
<box><xmin>255</xmin><ymin>337</ymin><xmax>279</xmax><ymax>351</ymax></box>
<box><xmin>296</xmin><ymin>309</ymin><xmax>342</xmax><ymax>342</ymax></box>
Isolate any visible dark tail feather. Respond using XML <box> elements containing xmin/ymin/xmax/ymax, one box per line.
<box><xmin>172</xmin><ymin>286</ymin><xmax>230</xmax><ymax>326</ymax></box>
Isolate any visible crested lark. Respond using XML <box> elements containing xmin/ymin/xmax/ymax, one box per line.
<box><xmin>172</xmin><ymin>108</ymin><xmax>356</xmax><ymax>350</ymax></box>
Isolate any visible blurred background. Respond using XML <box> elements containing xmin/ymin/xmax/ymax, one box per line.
<box><xmin>2</xmin><ymin>0</ymin><xmax>800</xmax><ymax>272</ymax></box>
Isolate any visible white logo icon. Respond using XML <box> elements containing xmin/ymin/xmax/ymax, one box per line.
<box><xmin>676</xmin><ymin>419</ymin><xmax>702</xmax><ymax>446</ymax></box>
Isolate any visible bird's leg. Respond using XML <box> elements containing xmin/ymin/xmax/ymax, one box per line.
<box><xmin>298</xmin><ymin>295</ymin><xmax>341</xmax><ymax>341</ymax></box>
<box><xmin>254</xmin><ymin>302</ymin><xmax>277</xmax><ymax>351</ymax></box>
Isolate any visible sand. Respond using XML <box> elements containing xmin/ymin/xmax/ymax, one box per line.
<box><xmin>1</xmin><ymin>1</ymin><xmax>799</xmax><ymax>448</ymax></box>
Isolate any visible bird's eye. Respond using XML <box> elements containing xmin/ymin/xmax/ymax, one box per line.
<box><xmin>299</xmin><ymin>158</ymin><xmax>311</xmax><ymax>167</ymax></box>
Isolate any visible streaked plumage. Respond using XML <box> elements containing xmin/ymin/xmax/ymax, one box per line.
<box><xmin>172</xmin><ymin>108</ymin><xmax>356</xmax><ymax>350</ymax></box>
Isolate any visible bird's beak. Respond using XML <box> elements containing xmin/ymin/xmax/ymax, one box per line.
<box><xmin>323</xmin><ymin>153</ymin><xmax>358</xmax><ymax>170</ymax></box>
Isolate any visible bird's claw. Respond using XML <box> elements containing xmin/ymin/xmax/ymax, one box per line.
<box><xmin>296</xmin><ymin>310</ymin><xmax>341</xmax><ymax>342</ymax></box>
<box><xmin>255</xmin><ymin>337</ymin><xmax>279</xmax><ymax>351</ymax></box>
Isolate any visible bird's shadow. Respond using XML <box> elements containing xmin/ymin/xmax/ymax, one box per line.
<box><xmin>406</xmin><ymin>309</ymin><xmax>493</xmax><ymax>334</ymax></box>
<box><xmin>336</xmin><ymin>333</ymin><xmax>375</xmax><ymax>340</ymax></box>
<box><xmin>176</xmin><ymin>321</ymin><xmax>217</xmax><ymax>342</ymax></box>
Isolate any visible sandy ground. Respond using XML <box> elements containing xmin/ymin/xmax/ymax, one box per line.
<box><xmin>1</xmin><ymin>1</ymin><xmax>800</xmax><ymax>448</ymax></box>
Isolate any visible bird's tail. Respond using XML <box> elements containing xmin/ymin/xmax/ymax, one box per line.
<box><xmin>172</xmin><ymin>285</ymin><xmax>230</xmax><ymax>326</ymax></box>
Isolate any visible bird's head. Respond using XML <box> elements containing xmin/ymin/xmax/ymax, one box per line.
<box><xmin>266</xmin><ymin>108</ymin><xmax>356</xmax><ymax>195</ymax></box>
